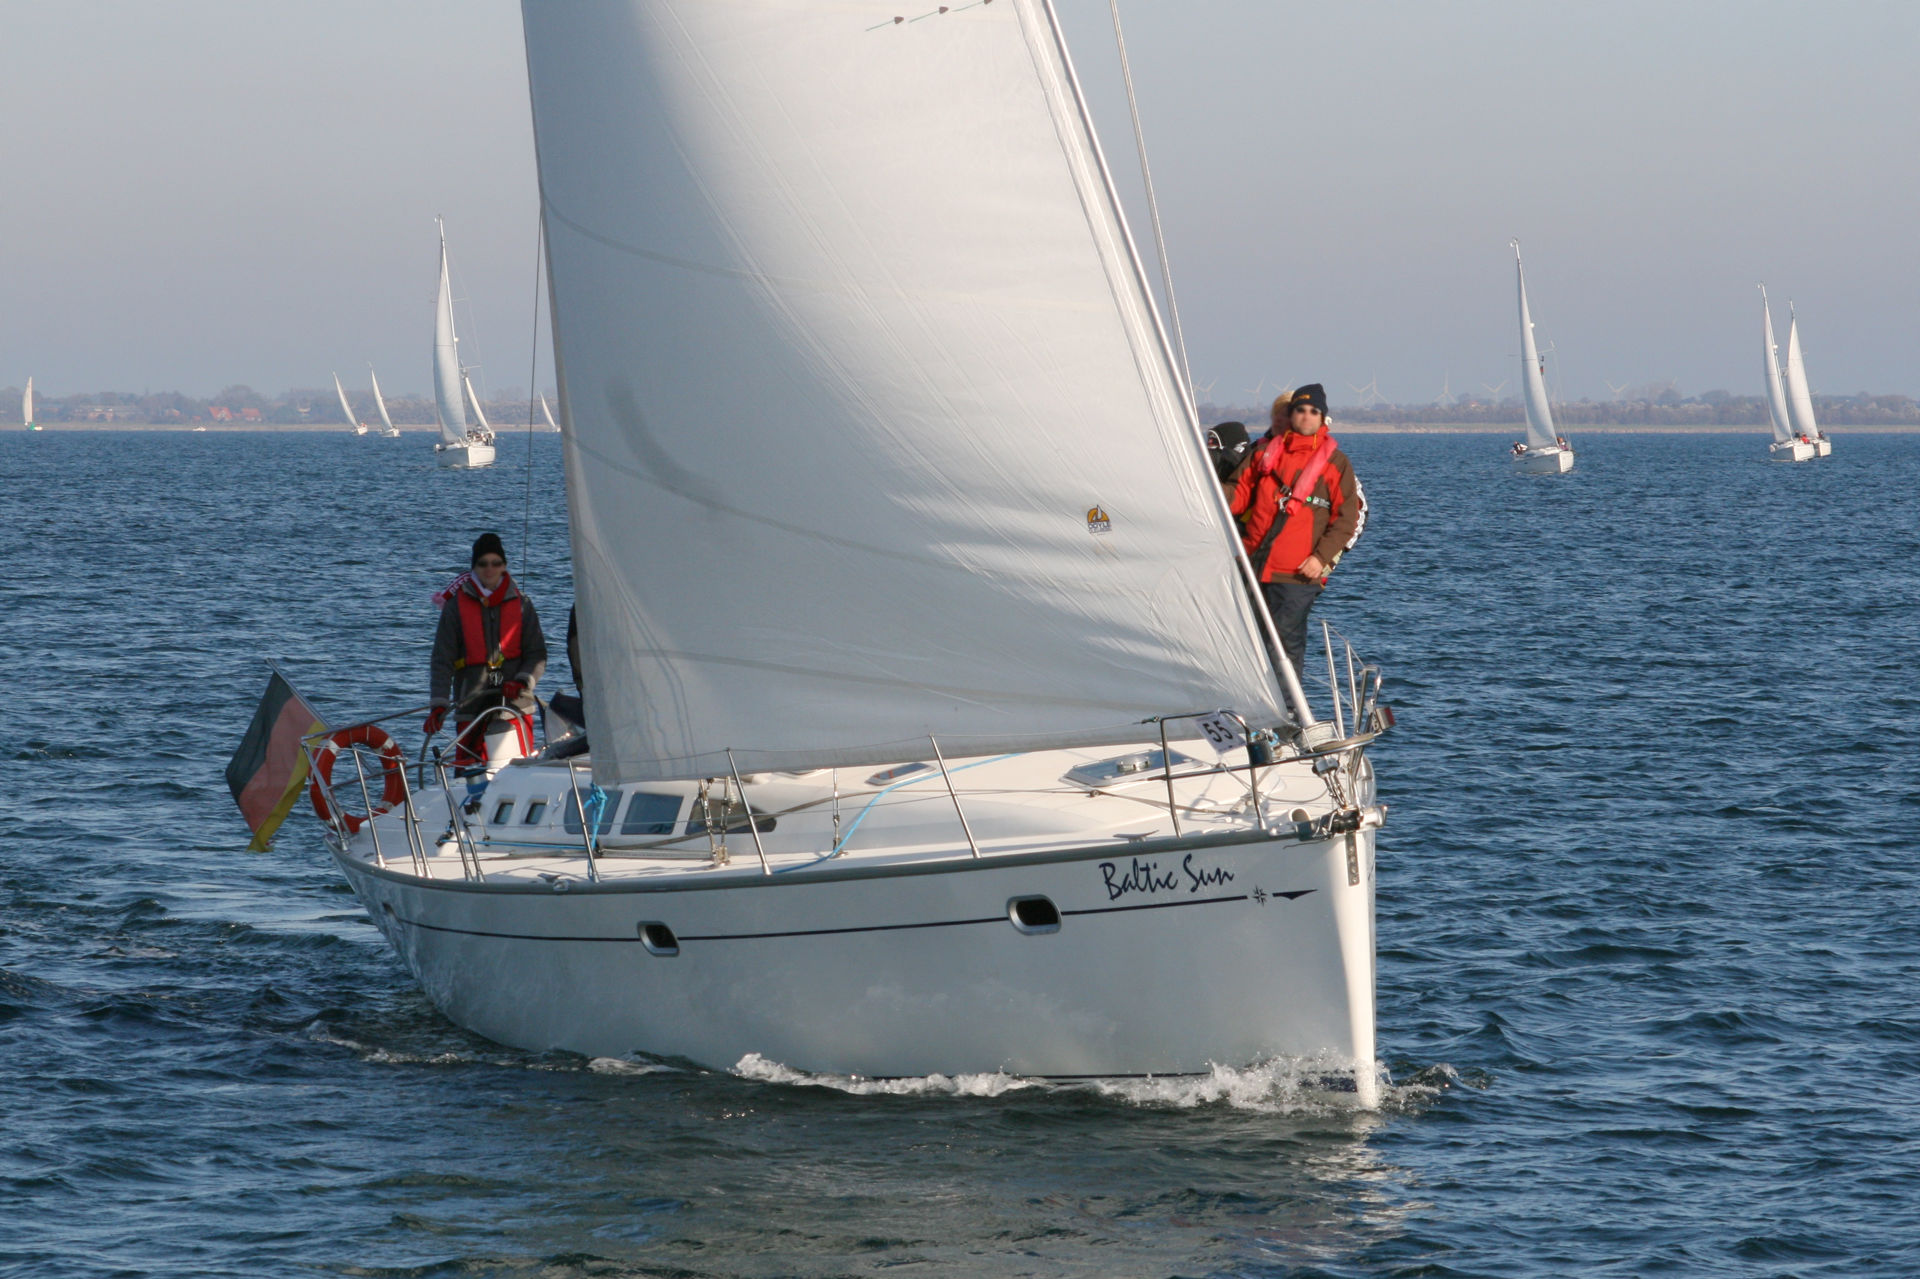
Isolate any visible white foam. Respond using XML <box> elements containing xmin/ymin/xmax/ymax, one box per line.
<box><xmin>730</xmin><ymin>1051</ymin><xmax>1434</xmax><ymax>1113</ymax></box>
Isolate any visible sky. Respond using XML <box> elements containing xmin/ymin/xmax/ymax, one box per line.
<box><xmin>4</xmin><ymin>0</ymin><xmax>1916</xmax><ymax>406</ymax></box>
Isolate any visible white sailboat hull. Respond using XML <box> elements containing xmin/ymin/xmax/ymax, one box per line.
<box><xmin>1770</xmin><ymin>439</ymin><xmax>1816</xmax><ymax>463</ymax></box>
<box><xmin>322</xmin><ymin>736</ymin><xmax>1384</xmax><ymax>1087</ymax></box>
<box><xmin>1514</xmin><ymin>445</ymin><xmax>1574</xmax><ymax>474</ymax></box>
<box><xmin>1812</xmin><ymin>437</ymin><xmax>1832</xmax><ymax>457</ymax></box>
<box><xmin>336</xmin><ymin>828</ymin><xmax>1375</xmax><ymax>1079</ymax></box>
<box><xmin>436</xmin><ymin>441</ymin><xmax>496</xmax><ymax>469</ymax></box>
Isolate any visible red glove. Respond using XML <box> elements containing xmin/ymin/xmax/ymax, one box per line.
<box><xmin>501</xmin><ymin>681</ymin><xmax>526</xmax><ymax>701</ymax></box>
<box><xmin>423</xmin><ymin>706</ymin><xmax>447</xmax><ymax>735</ymax></box>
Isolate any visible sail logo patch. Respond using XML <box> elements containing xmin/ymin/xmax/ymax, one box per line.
<box><xmin>1086</xmin><ymin>505</ymin><xmax>1111</xmax><ymax>535</ymax></box>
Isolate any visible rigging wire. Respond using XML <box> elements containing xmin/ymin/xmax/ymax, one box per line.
<box><xmin>1106</xmin><ymin>0</ymin><xmax>1194</xmax><ymax>407</ymax></box>
<box><xmin>520</xmin><ymin>214</ymin><xmax>545</xmax><ymax>575</ymax></box>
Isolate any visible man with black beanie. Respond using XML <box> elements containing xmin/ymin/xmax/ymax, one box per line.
<box><xmin>425</xmin><ymin>532</ymin><xmax>549</xmax><ymax>769</ymax></box>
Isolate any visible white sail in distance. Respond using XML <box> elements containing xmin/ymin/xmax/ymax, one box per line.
<box><xmin>432</xmin><ymin>221</ymin><xmax>469</xmax><ymax>446</ymax></box>
<box><xmin>463</xmin><ymin>374</ymin><xmax>494</xmax><ymax>440</ymax></box>
<box><xmin>1782</xmin><ymin>308</ymin><xmax>1819</xmax><ymax>438</ymax></box>
<box><xmin>1512</xmin><ymin>241</ymin><xmax>1558</xmax><ymax>451</ymax></box>
<box><xmin>522</xmin><ymin>0</ymin><xmax>1289</xmax><ymax>783</ymax></box>
<box><xmin>1759</xmin><ymin>287</ymin><xmax>1793</xmax><ymax>445</ymax></box>
<box><xmin>370</xmin><ymin>368</ymin><xmax>397</xmax><ymax>432</ymax></box>
<box><xmin>538</xmin><ymin>392</ymin><xmax>559</xmax><ymax>432</ymax></box>
<box><xmin>332</xmin><ymin>372</ymin><xmax>360</xmax><ymax>430</ymax></box>
<box><xmin>22</xmin><ymin>377</ymin><xmax>31</xmax><ymax>428</ymax></box>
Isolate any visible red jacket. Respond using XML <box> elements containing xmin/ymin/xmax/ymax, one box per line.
<box><xmin>1230</xmin><ymin>429</ymin><xmax>1367</xmax><ymax>583</ymax></box>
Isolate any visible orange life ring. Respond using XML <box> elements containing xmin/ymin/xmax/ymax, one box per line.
<box><xmin>308</xmin><ymin>725</ymin><xmax>407</xmax><ymax>834</ymax></box>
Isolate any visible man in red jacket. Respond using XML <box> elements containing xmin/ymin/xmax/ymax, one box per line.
<box><xmin>1230</xmin><ymin>383</ymin><xmax>1367</xmax><ymax>682</ymax></box>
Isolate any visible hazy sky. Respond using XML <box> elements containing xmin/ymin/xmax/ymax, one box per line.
<box><xmin>5</xmin><ymin>1</ymin><xmax>1916</xmax><ymax>404</ymax></box>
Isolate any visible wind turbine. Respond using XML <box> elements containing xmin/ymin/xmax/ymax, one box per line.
<box><xmin>1481</xmin><ymin>379</ymin><xmax>1509</xmax><ymax>400</ymax></box>
<box><xmin>1347</xmin><ymin>376</ymin><xmax>1385</xmax><ymax>408</ymax></box>
<box><xmin>1604</xmin><ymin>380</ymin><xmax>1628</xmax><ymax>401</ymax></box>
<box><xmin>1434</xmin><ymin>371</ymin><xmax>1452</xmax><ymax>405</ymax></box>
<box><xmin>1193</xmin><ymin>377</ymin><xmax>1218</xmax><ymax>404</ymax></box>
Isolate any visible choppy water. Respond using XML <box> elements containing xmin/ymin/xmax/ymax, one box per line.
<box><xmin>2</xmin><ymin>429</ymin><xmax>1917</xmax><ymax>1277</ymax></box>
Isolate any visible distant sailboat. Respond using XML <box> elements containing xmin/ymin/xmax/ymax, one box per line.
<box><xmin>369</xmin><ymin>368</ymin><xmax>401</xmax><ymax>437</ymax></box>
<box><xmin>538</xmin><ymin>392</ymin><xmax>560</xmax><ymax>433</ymax></box>
<box><xmin>431</xmin><ymin>218</ymin><xmax>496</xmax><ymax>470</ymax></box>
<box><xmin>22</xmin><ymin>377</ymin><xmax>38</xmax><ymax>431</ymax></box>
<box><xmin>1781</xmin><ymin>305</ymin><xmax>1831</xmax><ymax>458</ymax></box>
<box><xmin>1760</xmin><ymin>287</ymin><xmax>1812</xmax><ymax>463</ymax></box>
<box><xmin>1509</xmin><ymin>241</ymin><xmax>1572</xmax><ymax>474</ymax></box>
<box><xmin>334</xmin><ymin>373</ymin><xmax>369</xmax><ymax>435</ymax></box>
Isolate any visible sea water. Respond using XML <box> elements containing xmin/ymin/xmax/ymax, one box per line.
<box><xmin>0</xmin><ymin>429</ymin><xmax>1916</xmax><ymax>1277</ymax></box>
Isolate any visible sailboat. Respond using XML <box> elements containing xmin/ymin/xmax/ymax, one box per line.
<box><xmin>1761</xmin><ymin>286</ymin><xmax>1813</xmax><ymax>463</ymax></box>
<box><xmin>1781</xmin><ymin>304</ymin><xmax>1831</xmax><ymax>458</ymax></box>
<box><xmin>370</xmin><ymin>368</ymin><xmax>402</xmax><ymax>437</ymax></box>
<box><xmin>22</xmin><ymin>377</ymin><xmax>37</xmax><ymax>431</ymax></box>
<box><xmin>296</xmin><ymin>1</ymin><xmax>1390</xmax><ymax>1100</ymax></box>
<box><xmin>431</xmin><ymin>219</ymin><xmax>496</xmax><ymax>469</ymax></box>
<box><xmin>333</xmin><ymin>373</ymin><xmax>369</xmax><ymax>435</ymax></box>
<box><xmin>538</xmin><ymin>392</ymin><xmax>560</xmax><ymax>433</ymax></box>
<box><xmin>1509</xmin><ymin>241</ymin><xmax>1573</xmax><ymax>473</ymax></box>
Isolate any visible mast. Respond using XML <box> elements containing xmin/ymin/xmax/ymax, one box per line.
<box><xmin>1782</xmin><ymin>306</ymin><xmax>1819</xmax><ymax>438</ymax></box>
<box><xmin>431</xmin><ymin>218</ymin><xmax>469</xmax><ymax>445</ymax></box>
<box><xmin>332</xmin><ymin>372</ymin><xmax>359</xmax><ymax>431</ymax></box>
<box><xmin>369</xmin><ymin>367</ymin><xmax>396</xmax><ymax>432</ymax></box>
<box><xmin>1759</xmin><ymin>286</ymin><xmax>1793</xmax><ymax>444</ymax></box>
<box><xmin>1513</xmin><ymin>240</ymin><xmax>1558</xmax><ymax>451</ymax></box>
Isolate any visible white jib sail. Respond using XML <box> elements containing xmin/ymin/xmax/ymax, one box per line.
<box><xmin>432</xmin><ymin>222</ymin><xmax>469</xmax><ymax>445</ymax></box>
<box><xmin>370</xmin><ymin>368</ymin><xmax>397</xmax><ymax>432</ymax></box>
<box><xmin>22</xmin><ymin>377</ymin><xmax>31</xmax><ymax>427</ymax></box>
<box><xmin>1783</xmin><ymin>309</ymin><xmax>1819</xmax><ymax>438</ymax></box>
<box><xmin>1513</xmin><ymin>241</ymin><xmax>1558</xmax><ymax>451</ymax></box>
<box><xmin>462</xmin><ymin>374</ymin><xmax>494</xmax><ymax>439</ymax></box>
<box><xmin>523</xmin><ymin>0</ymin><xmax>1289</xmax><ymax>784</ymax></box>
<box><xmin>1760</xmin><ymin>287</ymin><xmax>1793</xmax><ymax>444</ymax></box>
<box><xmin>332</xmin><ymin>372</ymin><xmax>359</xmax><ymax>430</ymax></box>
<box><xmin>538</xmin><ymin>392</ymin><xmax>558</xmax><ymax>431</ymax></box>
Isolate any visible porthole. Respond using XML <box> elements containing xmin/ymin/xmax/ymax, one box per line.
<box><xmin>491</xmin><ymin>800</ymin><xmax>514</xmax><ymax>825</ymax></box>
<box><xmin>522</xmin><ymin>799</ymin><xmax>549</xmax><ymax>824</ymax></box>
<box><xmin>637</xmin><ymin>921</ymin><xmax>680</xmax><ymax>956</ymax></box>
<box><xmin>1007</xmin><ymin>895</ymin><xmax>1061</xmax><ymax>935</ymax></box>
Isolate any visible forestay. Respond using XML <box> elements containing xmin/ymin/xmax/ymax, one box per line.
<box><xmin>1513</xmin><ymin>242</ymin><xmax>1558</xmax><ymax>451</ymax></box>
<box><xmin>522</xmin><ymin>0</ymin><xmax>1288</xmax><ymax>783</ymax></box>
<box><xmin>432</xmin><ymin>224</ymin><xmax>468</xmax><ymax>446</ymax></box>
<box><xmin>1760</xmin><ymin>288</ymin><xmax>1793</xmax><ymax>445</ymax></box>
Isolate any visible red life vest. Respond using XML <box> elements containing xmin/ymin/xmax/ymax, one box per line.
<box><xmin>454</xmin><ymin>580</ymin><xmax>523</xmax><ymax>673</ymax></box>
<box><xmin>1247</xmin><ymin>431</ymin><xmax>1341</xmax><ymax>578</ymax></box>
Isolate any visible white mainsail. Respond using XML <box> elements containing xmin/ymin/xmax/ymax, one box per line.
<box><xmin>1782</xmin><ymin>307</ymin><xmax>1819</xmax><ymax>439</ymax></box>
<box><xmin>523</xmin><ymin>0</ymin><xmax>1289</xmax><ymax>783</ymax></box>
<box><xmin>332</xmin><ymin>372</ymin><xmax>360</xmax><ymax>431</ymax></box>
<box><xmin>432</xmin><ymin>220</ymin><xmax>469</xmax><ymax>446</ymax></box>
<box><xmin>370</xmin><ymin>368</ymin><xmax>397</xmax><ymax>432</ymax></box>
<box><xmin>538</xmin><ymin>392</ymin><xmax>559</xmax><ymax>432</ymax></box>
<box><xmin>1513</xmin><ymin>241</ymin><xmax>1558</xmax><ymax>451</ymax></box>
<box><xmin>1760</xmin><ymin>286</ymin><xmax>1793</xmax><ymax>445</ymax></box>
<box><xmin>462</xmin><ymin>373</ymin><xmax>494</xmax><ymax>438</ymax></box>
<box><xmin>22</xmin><ymin>377</ymin><xmax>31</xmax><ymax>428</ymax></box>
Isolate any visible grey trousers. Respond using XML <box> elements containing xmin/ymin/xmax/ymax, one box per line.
<box><xmin>1260</xmin><ymin>579</ymin><xmax>1324</xmax><ymax>684</ymax></box>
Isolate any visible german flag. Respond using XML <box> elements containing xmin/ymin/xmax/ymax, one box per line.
<box><xmin>226</xmin><ymin>671</ymin><xmax>328</xmax><ymax>851</ymax></box>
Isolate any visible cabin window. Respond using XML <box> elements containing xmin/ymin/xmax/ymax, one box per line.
<box><xmin>522</xmin><ymin>798</ymin><xmax>549</xmax><ymax>825</ymax></box>
<box><xmin>620</xmin><ymin>792</ymin><xmax>684</xmax><ymax>836</ymax></box>
<box><xmin>490</xmin><ymin>800</ymin><xmax>514</xmax><ymax>825</ymax></box>
<box><xmin>562</xmin><ymin>788</ymin><xmax>618</xmax><ymax>836</ymax></box>
<box><xmin>686</xmin><ymin>799</ymin><xmax>776</xmax><ymax>836</ymax></box>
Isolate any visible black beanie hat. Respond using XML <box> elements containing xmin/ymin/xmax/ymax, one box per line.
<box><xmin>471</xmin><ymin>532</ymin><xmax>507</xmax><ymax>565</ymax></box>
<box><xmin>1289</xmin><ymin>383</ymin><xmax>1328</xmax><ymax>415</ymax></box>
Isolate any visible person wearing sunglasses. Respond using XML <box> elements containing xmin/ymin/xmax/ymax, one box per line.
<box><xmin>425</xmin><ymin>532</ymin><xmax>549</xmax><ymax>769</ymax></box>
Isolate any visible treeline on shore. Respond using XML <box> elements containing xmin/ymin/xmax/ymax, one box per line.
<box><xmin>1200</xmin><ymin>390</ymin><xmax>1920</xmax><ymax>428</ymax></box>
<box><xmin>7</xmin><ymin>384</ymin><xmax>551</xmax><ymax>427</ymax></box>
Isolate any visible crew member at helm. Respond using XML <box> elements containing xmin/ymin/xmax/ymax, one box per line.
<box><xmin>1230</xmin><ymin>384</ymin><xmax>1367</xmax><ymax>684</ymax></box>
<box><xmin>425</xmin><ymin>532</ymin><xmax>548</xmax><ymax>769</ymax></box>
